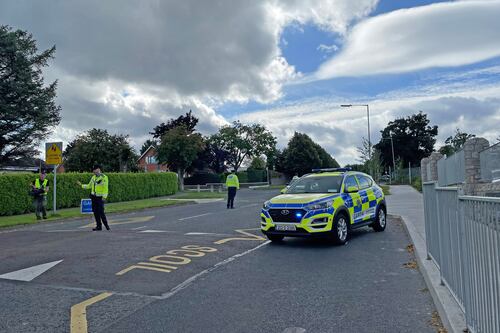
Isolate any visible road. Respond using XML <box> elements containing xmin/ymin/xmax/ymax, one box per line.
<box><xmin>0</xmin><ymin>189</ymin><xmax>438</xmax><ymax>333</ymax></box>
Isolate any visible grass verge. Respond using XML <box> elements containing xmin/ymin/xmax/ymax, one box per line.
<box><xmin>380</xmin><ymin>185</ymin><xmax>391</xmax><ymax>195</ymax></box>
<box><xmin>0</xmin><ymin>198</ymin><xmax>186</xmax><ymax>229</ymax></box>
<box><xmin>171</xmin><ymin>192</ymin><xmax>226</xmax><ymax>199</ymax></box>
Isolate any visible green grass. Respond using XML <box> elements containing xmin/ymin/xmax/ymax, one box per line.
<box><xmin>380</xmin><ymin>185</ymin><xmax>391</xmax><ymax>195</ymax></box>
<box><xmin>171</xmin><ymin>191</ymin><xmax>226</xmax><ymax>199</ymax></box>
<box><xmin>0</xmin><ymin>198</ymin><xmax>187</xmax><ymax>229</ymax></box>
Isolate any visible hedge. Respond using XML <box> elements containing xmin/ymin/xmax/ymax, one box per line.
<box><xmin>0</xmin><ymin>172</ymin><xmax>178</xmax><ymax>216</ymax></box>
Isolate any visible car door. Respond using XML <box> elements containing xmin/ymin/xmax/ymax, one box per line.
<box><xmin>343</xmin><ymin>175</ymin><xmax>362</xmax><ymax>223</ymax></box>
<box><xmin>355</xmin><ymin>175</ymin><xmax>372</xmax><ymax>221</ymax></box>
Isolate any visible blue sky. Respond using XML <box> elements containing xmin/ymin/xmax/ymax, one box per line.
<box><xmin>1</xmin><ymin>0</ymin><xmax>498</xmax><ymax>165</ymax></box>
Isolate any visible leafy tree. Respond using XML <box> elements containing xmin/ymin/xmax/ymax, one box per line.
<box><xmin>157</xmin><ymin>126</ymin><xmax>205</xmax><ymax>190</ymax></box>
<box><xmin>150</xmin><ymin>110</ymin><xmax>198</xmax><ymax>139</ymax></box>
<box><xmin>249</xmin><ymin>157</ymin><xmax>266</xmax><ymax>170</ymax></box>
<box><xmin>216</xmin><ymin>121</ymin><xmax>276</xmax><ymax>171</ymax></box>
<box><xmin>438</xmin><ymin>129</ymin><xmax>475</xmax><ymax>157</ymax></box>
<box><xmin>278</xmin><ymin>132</ymin><xmax>339</xmax><ymax>176</ymax></box>
<box><xmin>374</xmin><ymin>112</ymin><xmax>438</xmax><ymax>167</ymax></box>
<box><xmin>0</xmin><ymin>26</ymin><xmax>61</xmax><ymax>165</ymax></box>
<box><xmin>140</xmin><ymin>139</ymin><xmax>158</xmax><ymax>155</ymax></box>
<box><xmin>64</xmin><ymin>129</ymin><xmax>138</xmax><ymax>172</ymax></box>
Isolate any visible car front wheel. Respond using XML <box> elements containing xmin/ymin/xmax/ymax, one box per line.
<box><xmin>331</xmin><ymin>213</ymin><xmax>349</xmax><ymax>245</ymax></box>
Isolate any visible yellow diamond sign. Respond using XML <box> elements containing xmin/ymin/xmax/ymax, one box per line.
<box><xmin>45</xmin><ymin>142</ymin><xmax>63</xmax><ymax>165</ymax></box>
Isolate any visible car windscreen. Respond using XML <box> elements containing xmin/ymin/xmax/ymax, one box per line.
<box><xmin>286</xmin><ymin>176</ymin><xmax>343</xmax><ymax>194</ymax></box>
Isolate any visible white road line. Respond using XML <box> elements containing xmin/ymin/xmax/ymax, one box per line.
<box><xmin>132</xmin><ymin>226</ymin><xmax>147</xmax><ymax>230</ymax></box>
<box><xmin>0</xmin><ymin>260</ymin><xmax>63</xmax><ymax>281</ymax></box>
<box><xmin>158</xmin><ymin>241</ymin><xmax>270</xmax><ymax>300</ymax></box>
<box><xmin>184</xmin><ymin>232</ymin><xmax>217</xmax><ymax>235</ymax></box>
<box><xmin>139</xmin><ymin>230</ymin><xmax>169</xmax><ymax>233</ymax></box>
<box><xmin>178</xmin><ymin>213</ymin><xmax>212</xmax><ymax>221</ymax></box>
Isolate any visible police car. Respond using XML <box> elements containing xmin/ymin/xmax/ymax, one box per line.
<box><xmin>260</xmin><ymin>168</ymin><xmax>387</xmax><ymax>244</ymax></box>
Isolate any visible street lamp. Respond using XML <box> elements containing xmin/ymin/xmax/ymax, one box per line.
<box><xmin>340</xmin><ymin>103</ymin><xmax>371</xmax><ymax>160</ymax></box>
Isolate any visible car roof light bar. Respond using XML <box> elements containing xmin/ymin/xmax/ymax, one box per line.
<box><xmin>311</xmin><ymin>167</ymin><xmax>352</xmax><ymax>173</ymax></box>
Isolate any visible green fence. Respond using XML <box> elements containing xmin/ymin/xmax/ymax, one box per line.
<box><xmin>0</xmin><ymin>172</ymin><xmax>178</xmax><ymax>216</ymax></box>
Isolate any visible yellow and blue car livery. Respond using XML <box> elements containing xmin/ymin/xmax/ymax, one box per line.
<box><xmin>260</xmin><ymin>168</ymin><xmax>387</xmax><ymax>244</ymax></box>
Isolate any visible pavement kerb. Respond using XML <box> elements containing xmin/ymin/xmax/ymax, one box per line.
<box><xmin>392</xmin><ymin>212</ymin><xmax>467</xmax><ymax>333</ymax></box>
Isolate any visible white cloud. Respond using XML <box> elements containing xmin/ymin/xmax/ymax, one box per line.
<box><xmin>317</xmin><ymin>44</ymin><xmax>339</xmax><ymax>53</ymax></box>
<box><xmin>316</xmin><ymin>1</ymin><xmax>500</xmax><ymax>79</ymax></box>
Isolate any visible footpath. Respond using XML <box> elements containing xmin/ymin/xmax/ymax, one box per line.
<box><xmin>386</xmin><ymin>185</ymin><xmax>466</xmax><ymax>333</ymax></box>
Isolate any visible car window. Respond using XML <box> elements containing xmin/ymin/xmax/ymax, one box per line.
<box><xmin>287</xmin><ymin>176</ymin><xmax>343</xmax><ymax>194</ymax></box>
<box><xmin>343</xmin><ymin>176</ymin><xmax>358</xmax><ymax>192</ymax></box>
<box><xmin>357</xmin><ymin>175</ymin><xmax>371</xmax><ymax>189</ymax></box>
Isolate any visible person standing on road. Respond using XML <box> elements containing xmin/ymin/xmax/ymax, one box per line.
<box><xmin>31</xmin><ymin>169</ymin><xmax>49</xmax><ymax>220</ymax></box>
<box><xmin>77</xmin><ymin>164</ymin><xmax>110</xmax><ymax>231</ymax></box>
<box><xmin>226</xmin><ymin>170</ymin><xmax>239</xmax><ymax>209</ymax></box>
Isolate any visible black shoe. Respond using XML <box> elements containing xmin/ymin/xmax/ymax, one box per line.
<box><xmin>105</xmin><ymin>226</ymin><xmax>110</xmax><ymax>230</ymax></box>
<box><xmin>92</xmin><ymin>228</ymin><xmax>102</xmax><ymax>231</ymax></box>
<box><xmin>231</xmin><ymin>206</ymin><xmax>234</xmax><ymax>209</ymax></box>
<box><xmin>227</xmin><ymin>206</ymin><xmax>230</xmax><ymax>209</ymax></box>
<box><xmin>43</xmin><ymin>216</ymin><xmax>48</xmax><ymax>220</ymax></box>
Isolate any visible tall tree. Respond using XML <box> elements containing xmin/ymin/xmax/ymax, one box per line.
<box><xmin>64</xmin><ymin>129</ymin><xmax>138</xmax><ymax>172</ymax></box>
<box><xmin>374</xmin><ymin>112</ymin><xmax>438</xmax><ymax>167</ymax></box>
<box><xmin>150</xmin><ymin>110</ymin><xmax>198</xmax><ymax>139</ymax></box>
<box><xmin>438</xmin><ymin>129</ymin><xmax>475</xmax><ymax>157</ymax></box>
<box><xmin>216</xmin><ymin>121</ymin><xmax>276</xmax><ymax>171</ymax></box>
<box><xmin>157</xmin><ymin>126</ymin><xmax>205</xmax><ymax>190</ymax></box>
<box><xmin>0</xmin><ymin>26</ymin><xmax>61</xmax><ymax>165</ymax></box>
<box><xmin>278</xmin><ymin>132</ymin><xmax>339</xmax><ymax>176</ymax></box>
<box><xmin>140</xmin><ymin>139</ymin><xmax>158</xmax><ymax>155</ymax></box>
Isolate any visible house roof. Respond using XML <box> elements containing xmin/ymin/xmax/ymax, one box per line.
<box><xmin>137</xmin><ymin>146</ymin><xmax>157</xmax><ymax>162</ymax></box>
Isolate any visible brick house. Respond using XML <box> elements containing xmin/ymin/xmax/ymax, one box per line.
<box><xmin>137</xmin><ymin>146</ymin><xmax>168</xmax><ymax>172</ymax></box>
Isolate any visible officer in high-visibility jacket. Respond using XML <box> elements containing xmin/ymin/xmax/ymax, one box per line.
<box><xmin>31</xmin><ymin>169</ymin><xmax>49</xmax><ymax>220</ymax></box>
<box><xmin>77</xmin><ymin>164</ymin><xmax>110</xmax><ymax>231</ymax></box>
<box><xmin>225</xmin><ymin>170</ymin><xmax>240</xmax><ymax>209</ymax></box>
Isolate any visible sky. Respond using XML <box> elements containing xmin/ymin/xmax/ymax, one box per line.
<box><xmin>1</xmin><ymin>0</ymin><xmax>499</xmax><ymax>165</ymax></box>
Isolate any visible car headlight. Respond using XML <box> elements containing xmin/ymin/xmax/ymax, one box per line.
<box><xmin>263</xmin><ymin>200</ymin><xmax>271</xmax><ymax>210</ymax></box>
<box><xmin>305</xmin><ymin>201</ymin><xmax>332</xmax><ymax>210</ymax></box>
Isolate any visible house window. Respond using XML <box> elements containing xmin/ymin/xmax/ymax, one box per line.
<box><xmin>146</xmin><ymin>155</ymin><xmax>157</xmax><ymax>164</ymax></box>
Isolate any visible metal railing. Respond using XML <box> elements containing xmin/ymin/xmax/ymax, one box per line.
<box><xmin>423</xmin><ymin>182</ymin><xmax>500</xmax><ymax>333</ymax></box>
<box><xmin>480</xmin><ymin>142</ymin><xmax>500</xmax><ymax>183</ymax></box>
<box><xmin>437</xmin><ymin>149</ymin><xmax>465</xmax><ymax>186</ymax></box>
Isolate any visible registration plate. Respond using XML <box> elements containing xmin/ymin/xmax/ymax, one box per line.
<box><xmin>275</xmin><ymin>224</ymin><xmax>296</xmax><ymax>231</ymax></box>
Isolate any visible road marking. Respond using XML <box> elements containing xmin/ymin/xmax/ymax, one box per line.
<box><xmin>0</xmin><ymin>260</ymin><xmax>63</xmax><ymax>281</ymax></box>
<box><xmin>239</xmin><ymin>203</ymin><xmax>259</xmax><ymax>208</ymax></box>
<box><xmin>79</xmin><ymin>216</ymin><xmax>155</xmax><ymax>228</ymax></box>
<box><xmin>70</xmin><ymin>292</ymin><xmax>112</xmax><ymax>333</ymax></box>
<box><xmin>132</xmin><ymin>226</ymin><xmax>147</xmax><ymax>230</ymax></box>
<box><xmin>139</xmin><ymin>230</ymin><xmax>169</xmax><ymax>233</ymax></box>
<box><xmin>214</xmin><ymin>228</ymin><xmax>266</xmax><ymax>244</ymax></box>
<box><xmin>185</xmin><ymin>232</ymin><xmax>218</xmax><ymax>235</ymax></box>
<box><xmin>159</xmin><ymin>241</ymin><xmax>270</xmax><ymax>299</ymax></box>
<box><xmin>178</xmin><ymin>213</ymin><xmax>212</xmax><ymax>221</ymax></box>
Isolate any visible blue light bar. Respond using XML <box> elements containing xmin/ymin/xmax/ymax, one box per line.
<box><xmin>311</xmin><ymin>167</ymin><xmax>352</xmax><ymax>173</ymax></box>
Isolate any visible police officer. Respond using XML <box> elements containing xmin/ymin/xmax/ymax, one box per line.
<box><xmin>32</xmin><ymin>169</ymin><xmax>49</xmax><ymax>220</ymax></box>
<box><xmin>225</xmin><ymin>170</ymin><xmax>239</xmax><ymax>209</ymax></box>
<box><xmin>77</xmin><ymin>164</ymin><xmax>110</xmax><ymax>231</ymax></box>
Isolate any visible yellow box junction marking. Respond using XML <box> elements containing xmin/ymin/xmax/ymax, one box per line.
<box><xmin>70</xmin><ymin>292</ymin><xmax>112</xmax><ymax>333</ymax></box>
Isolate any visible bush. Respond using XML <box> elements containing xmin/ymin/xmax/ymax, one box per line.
<box><xmin>184</xmin><ymin>172</ymin><xmax>223</xmax><ymax>185</ymax></box>
<box><xmin>412</xmin><ymin>177</ymin><xmax>422</xmax><ymax>192</ymax></box>
<box><xmin>247</xmin><ymin>169</ymin><xmax>267</xmax><ymax>182</ymax></box>
<box><xmin>0</xmin><ymin>172</ymin><xmax>178</xmax><ymax>216</ymax></box>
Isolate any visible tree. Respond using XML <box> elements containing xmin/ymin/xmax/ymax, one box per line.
<box><xmin>278</xmin><ymin>132</ymin><xmax>339</xmax><ymax>176</ymax></box>
<box><xmin>216</xmin><ymin>121</ymin><xmax>277</xmax><ymax>171</ymax></box>
<box><xmin>249</xmin><ymin>157</ymin><xmax>266</xmax><ymax>170</ymax></box>
<box><xmin>374</xmin><ymin>112</ymin><xmax>438</xmax><ymax>167</ymax></box>
<box><xmin>157</xmin><ymin>126</ymin><xmax>205</xmax><ymax>190</ymax></box>
<box><xmin>150</xmin><ymin>110</ymin><xmax>198</xmax><ymax>139</ymax></box>
<box><xmin>140</xmin><ymin>139</ymin><xmax>158</xmax><ymax>155</ymax></box>
<box><xmin>0</xmin><ymin>26</ymin><xmax>61</xmax><ymax>165</ymax></box>
<box><xmin>438</xmin><ymin>129</ymin><xmax>475</xmax><ymax>157</ymax></box>
<box><xmin>64</xmin><ymin>129</ymin><xmax>138</xmax><ymax>172</ymax></box>
<box><xmin>356</xmin><ymin>137</ymin><xmax>383</xmax><ymax>178</ymax></box>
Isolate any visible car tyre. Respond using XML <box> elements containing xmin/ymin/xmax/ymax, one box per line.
<box><xmin>267</xmin><ymin>234</ymin><xmax>285</xmax><ymax>242</ymax></box>
<box><xmin>331</xmin><ymin>213</ymin><xmax>349</xmax><ymax>245</ymax></box>
<box><xmin>372</xmin><ymin>206</ymin><xmax>387</xmax><ymax>232</ymax></box>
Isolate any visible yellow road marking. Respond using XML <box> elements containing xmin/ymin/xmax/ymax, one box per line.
<box><xmin>214</xmin><ymin>228</ymin><xmax>266</xmax><ymax>244</ymax></box>
<box><xmin>79</xmin><ymin>216</ymin><xmax>155</xmax><ymax>228</ymax></box>
<box><xmin>70</xmin><ymin>292</ymin><xmax>112</xmax><ymax>333</ymax></box>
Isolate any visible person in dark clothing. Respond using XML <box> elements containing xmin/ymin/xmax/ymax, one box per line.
<box><xmin>77</xmin><ymin>164</ymin><xmax>110</xmax><ymax>231</ymax></box>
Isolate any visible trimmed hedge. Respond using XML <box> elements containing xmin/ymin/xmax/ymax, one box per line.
<box><xmin>0</xmin><ymin>172</ymin><xmax>178</xmax><ymax>216</ymax></box>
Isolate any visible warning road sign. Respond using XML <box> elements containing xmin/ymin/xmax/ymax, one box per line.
<box><xmin>45</xmin><ymin>142</ymin><xmax>63</xmax><ymax>165</ymax></box>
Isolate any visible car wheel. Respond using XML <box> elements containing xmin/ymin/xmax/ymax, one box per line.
<box><xmin>331</xmin><ymin>213</ymin><xmax>349</xmax><ymax>245</ymax></box>
<box><xmin>372</xmin><ymin>206</ymin><xmax>387</xmax><ymax>232</ymax></box>
<box><xmin>267</xmin><ymin>234</ymin><xmax>285</xmax><ymax>242</ymax></box>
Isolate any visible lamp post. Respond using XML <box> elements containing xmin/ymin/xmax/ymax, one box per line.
<box><xmin>340</xmin><ymin>104</ymin><xmax>371</xmax><ymax>160</ymax></box>
<box><xmin>389</xmin><ymin>131</ymin><xmax>396</xmax><ymax>181</ymax></box>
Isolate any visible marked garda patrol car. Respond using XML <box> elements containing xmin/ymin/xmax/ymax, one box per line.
<box><xmin>261</xmin><ymin>168</ymin><xmax>386</xmax><ymax>244</ymax></box>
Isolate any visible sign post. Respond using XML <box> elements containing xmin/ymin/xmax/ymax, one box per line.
<box><xmin>45</xmin><ymin>142</ymin><xmax>63</xmax><ymax>214</ymax></box>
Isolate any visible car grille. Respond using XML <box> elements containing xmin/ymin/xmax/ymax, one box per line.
<box><xmin>268</xmin><ymin>209</ymin><xmax>306</xmax><ymax>223</ymax></box>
